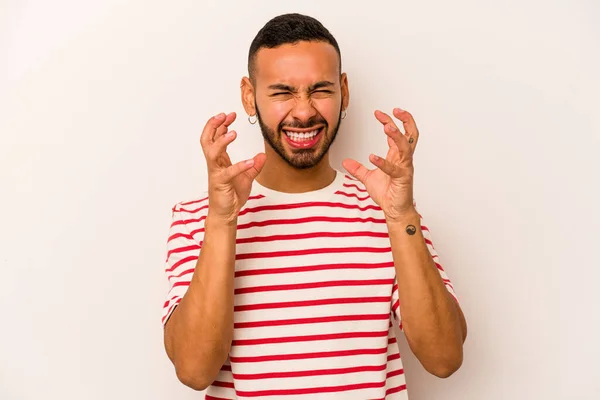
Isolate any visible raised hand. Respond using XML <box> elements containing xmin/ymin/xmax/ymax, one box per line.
<box><xmin>200</xmin><ymin>112</ymin><xmax>267</xmax><ymax>223</ymax></box>
<box><xmin>342</xmin><ymin>108</ymin><xmax>420</xmax><ymax>222</ymax></box>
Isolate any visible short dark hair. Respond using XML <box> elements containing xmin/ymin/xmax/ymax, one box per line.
<box><xmin>248</xmin><ymin>13</ymin><xmax>341</xmax><ymax>80</ymax></box>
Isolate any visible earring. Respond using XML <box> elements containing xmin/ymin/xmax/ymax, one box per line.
<box><xmin>248</xmin><ymin>114</ymin><xmax>257</xmax><ymax>125</ymax></box>
<box><xmin>341</xmin><ymin>109</ymin><xmax>347</xmax><ymax>119</ymax></box>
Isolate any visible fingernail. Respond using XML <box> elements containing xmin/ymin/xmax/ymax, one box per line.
<box><xmin>389</xmin><ymin>125</ymin><xmax>397</xmax><ymax>132</ymax></box>
<box><xmin>395</xmin><ymin>108</ymin><xmax>405</xmax><ymax>113</ymax></box>
<box><xmin>245</xmin><ymin>159</ymin><xmax>255</xmax><ymax>166</ymax></box>
<box><xmin>214</xmin><ymin>113</ymin><xmax>225</xmax><ymax>119</ymax></box>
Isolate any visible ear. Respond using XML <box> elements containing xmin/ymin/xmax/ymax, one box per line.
<box><xmin>340</xmin><ymin>72</ymin><xmax>350</xmax><ymax>112</ymax></box>
<box><xmin>240</xmin><ymin>77</ymin><xmax>256</xmax><ymax>116</ymax></box>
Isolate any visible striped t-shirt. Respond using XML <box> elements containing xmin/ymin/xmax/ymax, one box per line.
<box><xmin>162</xmin><ymin>170</ymin><xmax>458</xmax><ymax>399</ymax></box>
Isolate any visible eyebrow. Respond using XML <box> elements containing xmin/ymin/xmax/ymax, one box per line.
<box><xmin>267</xmin><ymin>81</ymin><xmax>335</xmax><ymax>92</ymax></box>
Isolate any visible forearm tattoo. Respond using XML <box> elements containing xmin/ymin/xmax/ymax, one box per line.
<box><xmin>405</xmin><ymin>224</ymin><xmax>417</xmax><ymax>235</ymax></box>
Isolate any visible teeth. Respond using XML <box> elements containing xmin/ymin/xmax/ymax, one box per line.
<box><xmin>284</xmin><ymin>129</ymin><xmax>319</xmax><ymax>141</ymax></box>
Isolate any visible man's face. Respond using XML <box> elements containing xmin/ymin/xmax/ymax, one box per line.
<box><xmin>249</xmin><ymin>41</ymin><xmax>348</xmax><ymax>169</ymax></box>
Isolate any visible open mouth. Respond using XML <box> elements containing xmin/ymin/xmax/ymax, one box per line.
<box><xmin>282</xmin><ymin>127</ymin><xmax>324</xmax><ymax>149</ymax></box>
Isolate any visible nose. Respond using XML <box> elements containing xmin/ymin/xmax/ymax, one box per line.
<box><xmin>290</xmin><ymin>96</ymin><xmax>317</xmax><ymax>123</ymax></box>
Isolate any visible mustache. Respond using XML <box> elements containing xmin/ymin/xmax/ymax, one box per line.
<box><xmin>279</xmin><ymin>117</ymin><xmax>328</xmax><ymax>130</ymax></box>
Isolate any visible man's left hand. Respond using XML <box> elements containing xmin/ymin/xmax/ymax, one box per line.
<box><xmin>342</xmin><ymin>108</ymin><xmax>420</xmax><ymax>222</ymax></box>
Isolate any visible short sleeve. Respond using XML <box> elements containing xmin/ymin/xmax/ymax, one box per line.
<box><xmin>391</xmin><ymin>203</ymin><xmax>459</xmax><ymax>331</ymax></box>
<box><xmin>161</xmin><ymin>201</ymin><xmax>204</xmax><ymax>326</ymax></box>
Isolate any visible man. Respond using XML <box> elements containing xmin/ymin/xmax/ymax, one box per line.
<box><xmin>162</xmin><ymin>13</ymin><xmax>467</xmax><ymax>399</ymax></box>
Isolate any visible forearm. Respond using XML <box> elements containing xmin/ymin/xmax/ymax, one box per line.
<box><xmin>164</xmin><ymin>213</ymin><xmax>237</xmax><ymax>388</ymax></box>
<box><xmin>387</xmin><ymin>209</ymin><xmax>464</xmax><ymax>377</ymax></box>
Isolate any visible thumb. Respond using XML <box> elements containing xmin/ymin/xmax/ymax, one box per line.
<box><xmin>342</xmin><ymin>158</ymin><xmax>369</xmax><ymax>185</ymax></box>
<box><xmin>246</xmin><ymin>153</ymin><xmax>267</xmax><ymax>181</ymax></box>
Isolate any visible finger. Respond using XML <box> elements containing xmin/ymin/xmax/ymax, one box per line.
<box><xmin>393</xmin><ymin>108</ymin><xmax>419</xmax><ymax>148</ymax></box>
<box><xmin>375</xmin><ymin>110</ymin><xmax>408</xmax><ymax>150</ymax></box>
<box><xmin>243</xmin><ymin>153</ymin><xmax>267</xmax><ymax>181</ymax></box>
<box><xmin>341</xmin><ymin>158</ymin><xmax>372</xmax><ymax>185</ymax></box>
<box><xmin>213</xmin><ymin>112</ymin><xmax>237</xmax><ymax>142</ymax></box>
<box><xmin>382</xmin><ymin>117</ymin><xmax>412</xmax><ymax>154</ymax></box>
<box><xmin>221</xmin><ymin>149</ymin><xmax>232</xmax><ymax>166</ymax></box>
<box><xmin>369</xmin><ymin>153</ymin><xmax>401</xmax><ymax>178</ymax></box>
<box><xmin>207</xmin><ymin>130</ymin><xmax>237</xmax><ymax>166</ymax></box>
<box><xmin>387</xmin><ymin>136</ymin><xmax>395</xmax><ymax>148</ymax></box>
<box><xmin>200</xmin><ymin>113</ymin><xmax>227</xmax><ymax>150</ymax></box>
<box><xmin>222</xmin><ymin>155</ymin><xmax>262</xmax><ymax>182</ymax></box>
<box><xmin>374</xmin><ymin>110</ymin><xmax>402</xmax><ymax>134</ymax></box>
<box><xmin>384</xmin><ymin>139</ymin><xmax>399</xmax><ymax>162</ymax></box>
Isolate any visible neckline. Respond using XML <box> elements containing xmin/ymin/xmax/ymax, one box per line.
<box><xmin>251</xmin><ymin>170</ymin><xmax>345</xmax><ymax>202</ymax></box>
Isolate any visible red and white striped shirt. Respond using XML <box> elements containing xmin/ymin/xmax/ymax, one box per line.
<box><xmin>162</xmin><ymin>170</ymin><xmax>458</xmax><ymax>399</ymax></box>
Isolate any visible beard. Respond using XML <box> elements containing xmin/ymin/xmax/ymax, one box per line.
<box><xmin>256</xmin><ymin>102</ymin><xmax>343</xmax><ymax>169</ymax></box>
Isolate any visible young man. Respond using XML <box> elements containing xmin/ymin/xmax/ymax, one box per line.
<box><xmin>162</xmin><ymin>13</ymin><xmax>467</xmax><ymax>399</ymax></box>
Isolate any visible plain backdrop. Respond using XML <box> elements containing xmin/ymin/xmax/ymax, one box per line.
<box><xmin>1</xmin><ymin>0</ymin><xmax>599</xmax><ymax>399</ymax></box>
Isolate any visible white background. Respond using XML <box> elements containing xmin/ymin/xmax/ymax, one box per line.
<box><xmin>1</xmin><ymin>0</ymin><xmax>599</xmax><ymax>399</ymax></box>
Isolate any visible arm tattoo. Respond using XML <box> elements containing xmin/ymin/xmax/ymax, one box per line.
<box><xmin>406</xmin><ymin>224</ymin><xmax>417</xmax><ymax>235</ymax></box>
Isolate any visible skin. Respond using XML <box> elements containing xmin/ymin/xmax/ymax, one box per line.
<box><xmin>241</xmin><ymin>41</ymin><xmax>349</xmax><ymax>193</ymax></box>
<box><xmin>164</xmin><ymin>40</ymin><xmax>467</xmax><ymax>390</ymax></box>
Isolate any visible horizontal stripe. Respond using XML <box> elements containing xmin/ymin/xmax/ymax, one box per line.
<box><xmin>234</xmin><ymin>296</ymin><xmax>391</xmax><ymax>312</ymax></box>
<box><xmin>167</xmin><ymin>232</ymin><xmax>194</xmax><ymax>243</ymax></box>
<box><xmin>234</xmin><ymin>313</ymin><xmax>390</xmax><ymax>329</ymax></box>
<box><xmin>184</xmin><ymin>218</ymin><xmax>414</xmax><ymax>238</ymax></box>
<box><xmin>235</xmin><ymin>261</ymin><xmax>394</xmax><ymax>277</ymax></box>
<box><xmin>386</xmin><ymin>384</ymin><xmax>408</xmax><ymax>395</ymax></box>
<box><xmin>236</xmin><ymin>231</ymin><xmax>389</xmax><ymax>245</ymax></box>
<box><xmin>179</xmin><ymin>195</ymin><xmax>208</xmax><ymax>207</ymax></box>
<box><xmin>236</xmin><ymin>246</ymin><xmax>391</xmax><ymax>261</ymax></box>
<box><xmin>230</xmin><ymin>347</ymin><xmax>388</xmax><ymax>363</ymax></box>
<box><xmin>334</xmin><ymin>190</ymin><xmax>372</xmax><ymax>201</ymax></box>
<box><xmin>386</xmin><ymin>368</ymin><xmax>404</xmax><ymax>379</ymax></box>
<box><xmin>235</xmin><ymin>279</ymin><xmax>394</xmax><ymax>294</ymax></box>
<box><xmin>165</xmin><ymin>255</ymin><xmax>197</xmax><ymax>273</ymax></box>
<box><xmin>170</xmin><ymin>214</ymin><xmax>205</xmax><ymax>228</ymax></box>
<box><xmin>212</xmin><ymin>381</ymin><xmax>234</xmax><ymax>389</ymax></box>
<box><xmin>237</xmin><ymin>216</ymin><xmax>386</xmax><ymax>229</ymax></box>
<box><xmin>168</xmin><ymin>230</ymin><xmax>390</xmax><ymax>247</ymax></box>
<box><xmin>235</xmin><ymin>379</ymin><xmax>386</xmax><ymax>397</ymax></box>
<box><xmin>179</xmin><ymin>203</ymin><xmax>209</xmax><ymax>214</ymax></box>
<box><xmin>343</xmin><ymin>182</ymin><xmax>368</xmax><ymax>193</ymax></box>
<box><xmin>239</xmin><ymin>201</ymin><xmax>382</xmax><ymax>216</ymax></box>
<box><xmin>178</xmin><ymin>194</ymin><xmax>264</xmax><ymax>208</ymax></box>
<box><xmin>166</xmin><ymin>267</ymin><xmax>194</xmax><ymax>281</ymax></box>
<box><xmin>166</xmin><ymin>244</ymin><xmax>200</xmax><ymax>261</ymax></box>
<box><xmin>186</xmin><ymin>216</ymin><xmax>388</xmax><ymax>236</ymax></box>
<box><xmin>369</xmin><ymin>384</ymin><xmax>408</xmax><ymax>400</ymax></box>
<box><xmin>232</xmin><ymin>363</ymin><xmax>388</xmax><ymax>380</ymax></box>
<box><xmin>232</xmin><ymin>330</ymin><xmax>388</xmax><ymax>346</ymax></box>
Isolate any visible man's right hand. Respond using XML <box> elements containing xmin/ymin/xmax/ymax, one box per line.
<box><xmin>200</xmin><ymin>112</ymin><xmax>266</xmax><ymax>223</ymax></box>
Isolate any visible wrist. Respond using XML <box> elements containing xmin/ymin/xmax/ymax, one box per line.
<box><xmin>206</xmin><ymin>212</ymin><xmax>239</xmax><ymax>229</ymax></box>
<box><xmin>385</xmin><ymin>207</ymin><xmax>420</xmax><ymax>231</ymax></box>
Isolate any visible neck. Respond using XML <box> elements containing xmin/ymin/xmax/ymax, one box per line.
<box><xmin>256</xmin><ymin>146</ymin><xmax>337</xmax><ymax>193</ymax></box>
